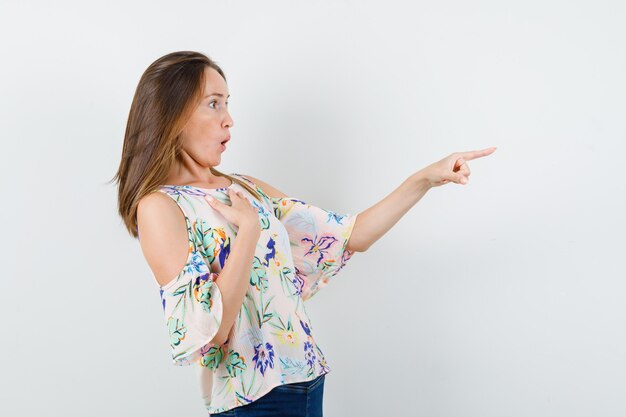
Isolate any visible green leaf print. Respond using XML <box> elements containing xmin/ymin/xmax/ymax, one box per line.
<box><xmin>225</xmin><ymin>349</ymin><xmax>247</xmax><ymax>378</ymax></box>
<box><xmin>244</xmin><ymin>291</ymin><xmax>261</xmax><ymax>327</ymax></box>
<box><xmin>249</xmin><ymin>256</ymin><xmax>268</xmax><ymax>293</ymax></box>
<box><xmin>268</xmin><ymin>313</ymin><xmax>293</xmax><ymax>332</ymax></box>
<box><xmin>193</xmin><ymin>219</ymin><xmax>226</xmax><ymax>263</ymax></box>
<box><xmin>279</xmin><ymin>357</ymin><xmax>306</xmax><ymax>375</ymax></box>
<box><xmin>278</xmin><ymin>266</ymin><xmax>300</xmax><ymax>298</ymax></box>
<box><xmin>167</xmin><ymin>316</ymin><xmax>187</xmax><ymax>347</ymax></box>
<box><xmin>171</xmin><ymin>286</ymin><xmax>188</xmax><ymax>297</ymax></box>
<box><xmin>200</xmin><ymin>345</ymin><xmax>225</xmax><ymax>370</ymax></box>
<box><xmin>250</xmin><ymin>198</ymin><xmax>271</xmax><ymax>230</ymax></box>
<box><xmin>193</xmin><ymin>272</ymin><xmax>216</xmax><ymax>314</ymax></box>
<box><xmin>260</xmin><ymin>295</ymin><xmax>276</xmax><ymax>326</ymax></box>
<box><xmin>259</xmin><ymin>213</ymin><xmax>271</xmax><ymax>230</ymax></box>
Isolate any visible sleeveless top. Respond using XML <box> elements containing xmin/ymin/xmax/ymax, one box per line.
<box><xmin>152</xmin><ymin>173</ymin><xmax>358</xmax><ymax>414</ymax></box>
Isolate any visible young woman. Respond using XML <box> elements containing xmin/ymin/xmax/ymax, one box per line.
<box><xmin>113</xmin><ymin>51</ymin><xmax>496</xmax><ymax>416</ymax></box>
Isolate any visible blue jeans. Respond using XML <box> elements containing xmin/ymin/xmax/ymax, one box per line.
<box><xmin>211</xmin><ymin>374</ymin><xmax>325</xmax><ymax>417</ymax></box>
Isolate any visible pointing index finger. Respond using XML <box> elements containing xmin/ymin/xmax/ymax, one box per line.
<box><xmin>461</xmin><ymin>147</ymin><xmax>497</xmax><ymax>161</ymax></box>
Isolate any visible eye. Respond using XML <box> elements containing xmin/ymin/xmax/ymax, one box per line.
<box><xmin>209</xmin><ymin>99</ymin><xmax>229</xmax><ymax>110</ymax></box>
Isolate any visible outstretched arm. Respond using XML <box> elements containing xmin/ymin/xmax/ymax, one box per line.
<box><xmin>346</xmin><ymin>173</ymin><xmax>431</xmax><ymax>252</ymax></box>
<box><xmin>346</xmin><ymin>146</ymin><xmax>498</xmax><ymax>252</ymax></box>
<box><xmin>244</xmin><ymin>146</ymin><xmax>496</xmax><ymax>253</ymax></box>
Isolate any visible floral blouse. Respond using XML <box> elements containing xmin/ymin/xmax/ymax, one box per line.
<box><xmin>153</xmin><ymin>173</ymin><xmax>358</xmax><ymax>414</ymax></box>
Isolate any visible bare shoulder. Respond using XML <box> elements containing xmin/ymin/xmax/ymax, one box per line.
<box><xmin>137</xmin><ymin>191</ymin><xmax>181</xmax><ymax>226</ymax></box>
<box><xmin>137</xmin><ymin>191</ymin><xmax>176</xmax><ymax>216</ymax></box>
<box><xmin>240</xmin><ymin>174</ymin><xmax>290</xmax><ymax>199</ymax></box>
<box><xmin>137</xmin><ymin>191</ymin><xmax>189</xmax><ymax>287</ymax></box>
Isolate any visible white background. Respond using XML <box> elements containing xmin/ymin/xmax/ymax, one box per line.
<box><xmin>2</xmin><ymin>0</ymin><xmax>625</xmax><ymax>416</ymax></box>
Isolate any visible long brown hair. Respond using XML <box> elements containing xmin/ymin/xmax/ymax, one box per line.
<box><xmin>110</xmin><ymin>51</ymin><xmax>261</xmax><ymax>239</ymax></box>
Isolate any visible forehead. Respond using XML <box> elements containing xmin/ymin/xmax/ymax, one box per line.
<box><xmin>202</xmin><ymin>66</ymin><xmax>228</xmax><ymax>97</ymax></box>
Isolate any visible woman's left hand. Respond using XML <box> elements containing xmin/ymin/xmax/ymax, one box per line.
<box><xmin>416</xmin><ymin>147</ymin><xmax>497</xmax><ymax>188</ymax></box>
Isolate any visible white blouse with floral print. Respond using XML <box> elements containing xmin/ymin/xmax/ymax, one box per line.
<box><xmin>151</xmin><ymin>173</ymin><xmax>358</xmax><ymax>414</ymax></box>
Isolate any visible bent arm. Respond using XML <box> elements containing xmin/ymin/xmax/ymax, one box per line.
<box><xmin>210</xmin><ymin>223</ymin><xmax>259</xmax><ymax>344</ymax></box>
<box><xmin>137</xmin><ymin>192</ymin><xmax>260</xmax><ymax>347</ymax></box>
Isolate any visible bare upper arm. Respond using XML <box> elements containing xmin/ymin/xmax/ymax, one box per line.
<box><xmin>136</xmin><ymin>192</ymin><xmax>190</xmax><ymax>288</ymax></box>
<box><xmin>241</xmin><ymin>174</ymin><xmax>290</xmax><ymax>199</ymax></box>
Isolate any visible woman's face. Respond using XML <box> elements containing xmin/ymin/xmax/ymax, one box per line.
<box><xmin>180</xmin><ymin>66</ymin><xmax>234</xmax><ymax>167</ymax></box>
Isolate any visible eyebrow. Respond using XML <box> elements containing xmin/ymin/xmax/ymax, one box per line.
<box><xmin>204</xmin><ymin>93</ymin><xmax>230</xmax><ymax>98</ymax></box>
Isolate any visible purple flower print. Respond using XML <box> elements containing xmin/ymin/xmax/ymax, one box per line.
<box><xmin>303</xmin><ymin>341</ymin><xmax>316</xmax><ymax>367</ymax></box>
<box><xmin>264</xmin><ymin>236</ymin><xmax>277</xmax><ymax>265</ymax></box>
<box><xmin>299</xmin><ymin>319</ymin><xmax>311</xmax><ymax>336</ymax></box>
<box><xmin>252</xmin><ymin>342</ymin><xmax>275</xmax><ymax>375</ymax></box>
<box><xmin>160</xmin><ymin>185</ymin><xmax>208</xmax><ymax>197</ymax></box>
<box><xmin>299</xmin><ymin>212</ymin><xmax>350</xmax><ymax>267</ymax></box>
<box><xmin>292</xmin><ymin>267</ymin><xmax>305</xmax><ymax>296</ymax></box>
<box><xmin>301</xmin><ymin>234</ymin><xmax>340</xmax><ymax>266</ymax></box>
<box><xmin>159</xmin><ymin>288</ymin><xmax>166</xmax><ymax>311</ymax></box>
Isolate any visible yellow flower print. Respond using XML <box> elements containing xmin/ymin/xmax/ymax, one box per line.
<box><xmin>275</xmin><ymin>329</ymin><xmax>300</xmax><ymax>346</ymax></box>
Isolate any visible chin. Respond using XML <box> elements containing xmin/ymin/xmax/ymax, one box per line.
<box><xmin>211</xmin><ymin>155</ymin><xmax>222</xmax><ymax>166</ymax></box>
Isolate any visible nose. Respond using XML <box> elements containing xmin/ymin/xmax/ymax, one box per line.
<box><xmin>223</xmin><ymin>111</ymin><xmax>234</xmax><ymax>128</ymax></box>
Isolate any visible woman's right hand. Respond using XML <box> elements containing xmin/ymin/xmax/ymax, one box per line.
<box><xmin>204</xmin><ymin>189</ymin><xmax>261</xmax><ymax>233</ymax></box>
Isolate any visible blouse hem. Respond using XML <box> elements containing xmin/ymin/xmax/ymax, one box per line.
<box><xmin>207</xmin><ymin>369</ymin><xmax>331</xmax><ymax>414</ymax></box>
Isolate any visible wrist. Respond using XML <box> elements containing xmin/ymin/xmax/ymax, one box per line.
<box><xmin>409</xmin><ymin>170</ymin><xmax>432</xmax><ymax>191</ymax></box>
<box><xmin>239</xmin><ymin>219</ymin><xmax>261</xmax><ymax>235</ymax></box>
